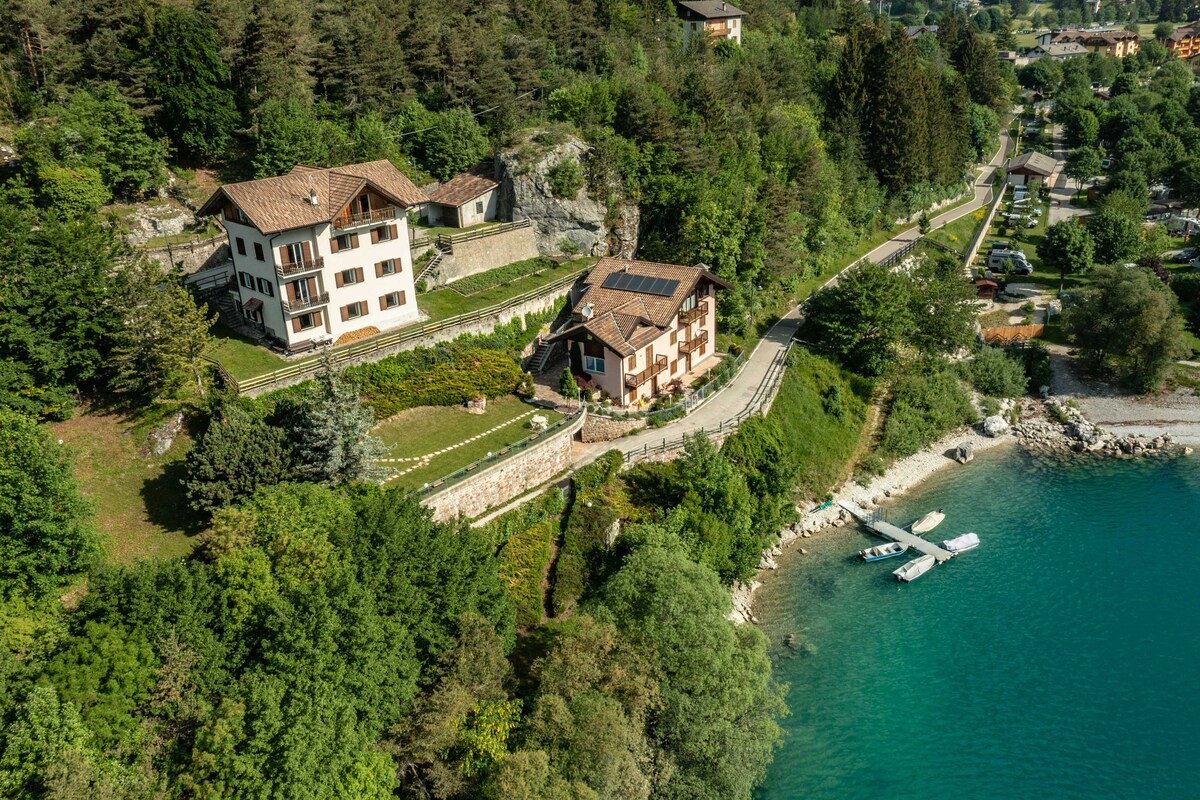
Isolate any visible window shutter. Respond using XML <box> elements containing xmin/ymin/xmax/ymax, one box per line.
<box><xmin>335</xmin><ymin>271</ymin><xmax>345</xmax><ymax>288</ymax></box>
<box><xmin>301</xmin><ymin>241</ymin><xmax>312</xmax><ymax>262</ymax></box>
<box><xmin>287</xmin><ymin>281</ymin><xmax>298</xmax><ymax>302</ymax></box>
<box><xmin>627</xmin><ymin>355</ymin><xmax>636</xmax><ymax>370</ymax></box>
<box><xmin>398</xmin><ymin>290</ymin><xmax>406</xmax><ymax>306</ymax></box>
<box><xmin>341</xmin><ymin>305</ymin><xmax>350</xmax><ymax>322</ymax></box>
<box><xmin>292</xmin><ymin>317</ymin><xmax>302</xmax><ymax>333</ymax></box>
<box><xmin>278</xmin><ymin>245</ymin><xmax>290</xmax><ymax>264</ymax></box>
<box><xmin>306</xmin><ymin>277</ymin><xmax>317</xmax><ymax>296</ymax></box>
<box><xmin>312</xmin><ymin>310</ymin><xmax>322</xmax><ymax>325</ymax></box>
<box><xmin>350</xmin><ymin>233</ymin><xmax>359</xmax><ymax>248</ymax></box>
<box><xmin>330</xmin><ymin>237</ymin><xmax>339</xmax><ymax>254</ymax></box>
<box><xmin>359</xmin><ymin>301</ymin><xmax>368</xmax><ymax>316</ymax></box>
<box><xmin>670</xmin><ymin>331</ymin><xmax>677</xmax><ymax>345</ymax></box>
<box><xmin>375</xmin><ymin>261</ymin><xmax>384</xmax><ymax>278</ymax></box>
<box><xmin>379</xmin><ymin>294</ymin><xmax>388</xmax><ymax>310</ymax></box>
<box><xmin>388</xmin><ymin>224</ymin><xmax>398</xmax><ymax>240</ymax></box>
<box><xmin>370</xmin><ymin>228</ymin><xmax>379</xmax><ymax>244</ymax></box>
<box><xmin>354</xmin><ymin>267</ymin><xmax>364</xmax><ymax>283</ymax></box>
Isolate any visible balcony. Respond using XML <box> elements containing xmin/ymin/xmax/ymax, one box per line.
<box><xmin>678</xmin><ymin>329</ymin><xmax>709</xmax><ymax>356</ymax></box>
<box><xmin>276</xmin><ymin>255</ymin><xmax>325</xmax><ymax>278</ymax></box>
<box><xmin>679</xmin><ymin>304</ymin><xmax>706</xmax><ymax>326</ymax></box>
<box><xmin>333</xmin><ymin>206</ymin><xmax>395</xmax><ymax>231</ymax></box>
<box><xmin>281</xmin><ymin>292</ymin><xmax>330</xmax><ymax>313</ymax></box>
<box><xmin>625</xmin><ymin>355</ymin><xmax>668</xmax><ymax>389</ymax></box>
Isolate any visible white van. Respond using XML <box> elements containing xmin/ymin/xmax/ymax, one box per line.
<box><xmin>987</xmin><ymin>249</ymin><xmax>1032</xmax><ymax>275</ymax></box>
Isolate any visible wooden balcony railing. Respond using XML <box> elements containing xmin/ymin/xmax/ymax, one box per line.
<box><xmin>281</xmin><ymin>292</ymin><xmax>330</xmax><ymax>313</ymax></box>
<box><xmin>679</xmin><ymin>304</ymin><xmax>706</xmax><ymax>326</ymax></box>
<box><xmin>625</xmin><ymin>355</ymin><xmax>668</xmax><ymax>389</ymax></box>
<box><xmin>333</xmin><ymin>206</ymin><xmax>395</xmax><ymax>231</ymax></box>
<box><xmin>276</xmin><ymin>255</ymin><xmax>324</xmax><ymax>278</ymax></box>
<box><xmin>678</xmin><ymin>329</ymin><xmax>709</xmax><ymax>356</ymax></box>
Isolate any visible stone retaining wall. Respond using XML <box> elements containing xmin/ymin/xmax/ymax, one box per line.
<box><xmin>432</xmin><ymin>227</ymin><xmax>541</xmax><ymax>288</ymax></box>
<box><xmin>580</xmin><ymin>415</ymin><xmax>646</xmax><ymax>443</ymax></box>
<box><xmin>420</xmin><ymin>411</ymin><xmax>584</xmax><ymax>521</ymax></box>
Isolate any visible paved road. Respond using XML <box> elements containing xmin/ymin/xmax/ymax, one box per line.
<box><xmin>1047</xmin><ymin>122</ymin><xmax>1089</xmax><ymax>228</ymax></box>
<box><xmin>572</xmin><ymin>132</ymin><xmax>1015</xmax><ymax>467</ymax></box>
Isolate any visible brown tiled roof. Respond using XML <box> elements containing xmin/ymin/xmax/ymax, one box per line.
<box><xmin>677</xmin><ymin>1</ymin><xmax>746</xmax><ymax>19</ymax></box>
<box><xmin>1006</xmin><ymin>150</ymin><xmax>1058</xmax><ymax>176</ymax></box>
<box><xmin>427</xmin><ymin>163</ymin><xmax>498</xmax><ymax>207</ymax></box>
<box><xmin>197</xmin><ymin>160</ymin><xmax>427</xmax><ymax>234</ymax></box>
<box><xmin>548</xmin><ymin>257</ymin><xmax>731</xmax><ymax>356</ymax></box>
<box><xmin>1167</xmin><ymin>23</ymin><xmax>1198</xmax><ymax>42</ymax></box>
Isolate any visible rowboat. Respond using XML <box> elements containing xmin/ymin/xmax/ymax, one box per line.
<box><xmin>941</xmin><ymin>532</ymin><xmax>980</xmax><ymax>553</ymax></box>
<box><xmin>893</xmin><ymin>554</ymin><xmax>937</xmax><ymax>582</ymax></box>
<box><xmin>858</xmin><ymin>542</ymin><xmax>909</xmax><ymax>562</ymax></box>
<box><xmin>910</xmin><ymin>509</ymin><xmax>946</xmax><ymax>534</ymax></box>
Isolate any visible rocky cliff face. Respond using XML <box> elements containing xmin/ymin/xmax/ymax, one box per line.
<box><xmin>496</xmin><ymin>132</ymin><xmax>638</xmax><ymax>259</ymax></box>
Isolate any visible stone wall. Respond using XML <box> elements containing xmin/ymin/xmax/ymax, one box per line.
<box><xmin>580</xmin><ymin>415</ymin><xmax>647</xmax><ymax>443</ymax></box>
<box><xmin>142</xmin><ymin>239</ymin><xmax>228</xmax><ymax>274</ymax></box>
<box><xmin>421</xmin><ymin>411</ymin><xmax>585</xmax><ymax>521</ymax></box>
<box><xmin>429</xmin><ymin>227</ymin><xmax>541</xmax><ymax>288</ymax></box>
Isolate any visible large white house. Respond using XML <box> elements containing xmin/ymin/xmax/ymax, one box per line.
<box><xmin>199</xmin><ymin>161</ymin><xmax>427</xmax><ymax>352</ymax></box>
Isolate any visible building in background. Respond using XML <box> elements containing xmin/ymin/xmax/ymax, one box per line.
<box><xmin>199</xmin><ymin>161</ymin><xmax>426</xmax><ymax>353</ymax></box>
<box><xmin>676</xmin><ymin>1</ymin><xmax>746</xmax><ymax>46</ymax></box>
<box><xmin>1166</xmin><ymin>22</ymin><xmax>1199</xmax><ymax>60</ymax></box>
<box><xmin>423</xmin><ymin>163</ymin><xmax>499</xmax><ymax>228</ymax></box>
<box><xmin>1036</xmin><ymin>28</ymin><xmax>1141</xmax><ymax>58</ymax></box>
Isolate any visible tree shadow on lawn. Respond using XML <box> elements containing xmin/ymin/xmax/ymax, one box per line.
<box><xmin>140</xmin><ymin>455</ymin><xmax>208</xmax><ymax>538</ymax></box>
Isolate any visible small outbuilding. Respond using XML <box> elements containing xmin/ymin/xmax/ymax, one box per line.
<box><xmin>424</xmin><ymin>164</ymin><xmax>499</xmax><ymax>228</ymax></box>
<box><xmin>1004</xmin><ymin>151</ymin><xmax>1059</xmax><ymax>187</ymax></box>
<box><xmin>975</xmin><ymin>278</ymin><xmax>1000</xmax><ymax>302</ymax></box>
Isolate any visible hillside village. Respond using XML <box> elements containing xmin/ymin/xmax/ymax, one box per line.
<box><xmin>0</xmin><ymin>0</ymin><xmax>1199</xmax><ymax>796</ymax></box>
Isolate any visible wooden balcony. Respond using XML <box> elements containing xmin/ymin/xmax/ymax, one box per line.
<box><xmin>679</xmin><ymin>304</ymin><xmax>706</xmax><ymax>326</ymax></box>
<box><xmin>678</xmin><ymin>329</ymin><xmax>709</xmax><ymax>356</ymax></box>
<box><xmin>276</xmin><ymin>255</ymin><xmax>324</xmax><ymax>278</ymax></box>
<box><xmin>281</xmin><ymin>292</ymin><xmax>330</xmax><ymax>313</ymax></box>
<box><xmin>333</xmin><ymin>206</ymin><xmax>395</xmax><ymax>231</ymax></box>
<box><xmin>625</xmin><ymin>355</ymin><xmax>668</xmax><ymax>389</ymax></box>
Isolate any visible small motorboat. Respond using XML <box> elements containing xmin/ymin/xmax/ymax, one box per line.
<box><xmin>859</xmin><ymin>542</ymin><xmax>909</xmax><ymax>562</ymax></box>
<box><xmin>910</xmin><ymin>509</ymin><xmax>946</xmax><ymax>534</ymax></box>
<box><xmin>941</xmin><ymin>532</ymin><xmax>980</xmax><ymax>553</ymax></box>
<box><xmin>893</xmin><ymin>554</ymin><xmax>937</xmax><ymax>582</ymax></box>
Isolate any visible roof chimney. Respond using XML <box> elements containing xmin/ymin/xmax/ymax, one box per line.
<box><xmin>308</xmin><ymin>188</ymin><xmax>319</xmax><ymax>207</ymax></box>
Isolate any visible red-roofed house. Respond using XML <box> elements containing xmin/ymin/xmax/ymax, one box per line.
<box><xmin>548</xmin><ymin>257</ymin><xmax>730</xmax><ymax>406</ymax></box>
<box><xmin>424</xmin><ymin>163</ymin><xmax>499</xmax><ymax>228</ymax></box>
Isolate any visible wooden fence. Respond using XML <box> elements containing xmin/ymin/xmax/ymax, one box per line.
<box><xmin>981</xmin><ymin>324</ymin><xmax>1045</xmax><ymax>344</ymax></box>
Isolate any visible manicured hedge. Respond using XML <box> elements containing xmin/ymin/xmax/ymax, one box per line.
<box><xmin>498</xmin><ymin>519</ymin><xmax>557</xmax><ymax>627</ymax></box>
<box><xmin>348</xmin><ymin>347</ymin><xmax>526</xmax><ymax>418</ymax></box>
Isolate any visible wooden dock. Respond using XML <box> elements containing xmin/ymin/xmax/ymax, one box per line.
<box><xmin>839</xmin><ymin>501</ymin><xmax>956</xmax><ymax>563</ymax></box>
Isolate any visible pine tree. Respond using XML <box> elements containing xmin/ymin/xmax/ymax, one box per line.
<box><xmin>866</xmin><ymin>29</ymin><xmax>930</xmax><ymax>193</ymax></box>
<box><xmin>293</xmin><ymin>353</ymin><xmax>389</xmax><ymax>487</ymax></box>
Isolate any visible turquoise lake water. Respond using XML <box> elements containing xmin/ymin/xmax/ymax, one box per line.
<box><xmin>755</xmin><ymin>450</ymin><xmax>1200</xmax><ymax>800</ymax></box>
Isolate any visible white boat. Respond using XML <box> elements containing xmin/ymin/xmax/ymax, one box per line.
<box><xmin>940</xmin><ymin>532</ymin><xmax>980</xmax><ymax>553</ymax></box>
<box><xmin>859</xmin><ymin>542</ymin><xmax>909</xmax><ymax>562</ymax></box>
<box><xmin>910</xmin><ymin>509</ymin><xmax>946</xmax><ymax>534</ymax></box>
<box><xmin>893</xmin><ymin>554</ymin><xmax>937</xmax><ymax>582</ymax></box>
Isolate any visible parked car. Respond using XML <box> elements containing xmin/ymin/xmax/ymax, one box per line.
<box><xmin>1170</xmin><ymin>248</ymin><xmax>1197</xmax><ymax>263</ymax></box>
<box><xmin>988</xmin><ymin>240</ymin><xmax>1011</xmax><ymax>252</ymax></box>
<box><xmin>1025</xmin><ymin>218</ymin><xmax>1038</xmax><ymax>228</ymax></box>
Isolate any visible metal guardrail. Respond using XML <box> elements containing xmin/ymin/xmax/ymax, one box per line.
<box><xmin>621</xmin><ymin>342</ymin><xmax>793</xmax><ymax>463</ymax></box>
<box><xmin>585</xmin><ymin>350</ymin><xmax>747</xmax><ymax>423</ymax></box>
<box><xmin>205</xmin><ymin>266</ymin><xmax>590</xmax><ymax>394</ymax></box>
<box><xmin>409</xmin><ymin>406</ymin><xmax>586</xmax><ymax>499</ymax></box>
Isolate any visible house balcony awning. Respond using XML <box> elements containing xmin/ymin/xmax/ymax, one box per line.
<box><xmin>243</xmin><ymin>298</ymin><xmax>263</xmax><ymax>313</ymax></box>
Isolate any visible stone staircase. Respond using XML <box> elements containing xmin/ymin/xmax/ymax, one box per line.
<box><xmin>416</xmin><ymin>240</ymin><xmax>451</xmax><ymax>284</ymax></box>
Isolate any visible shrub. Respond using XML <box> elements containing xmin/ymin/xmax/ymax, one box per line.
<box><xmin>449</xmin><ymin>257</ymin><xmax>555</xmax><ymax>296</ymax></box>
<box><xmin>547</xmin><ymin>158</ymin><xmax>584</xmax><ymax>198</ymax></box>
<box><xmin>854</xmin><ymin>453</ymin><xmax>887</xmax><ymax>484</ymax></box>
<box><xmin>497</xmin><ymin>520</ymin><xmax>556</xmax><ymax>626</ymax></box>
<box><xmin>347</xmin><ymin>347</ymin><xmax>526</xmax><ymax>419</ymax></box>
<box><xmin>881</xmin><ymin>365</ymin><xmax>976</xmax><ymax>458</ymax></box>
<box><xmin>559</xmin><ymin>366</ymin><xmax>579</xmax><ymax>398</ymax></box>
<box><xmin>1171</xmin><ymin>272</ymin><xmax>1200</xmax><ymax>304</ymax></box>
<box><xmin>551</xmin><ymin>451</ymin><xmax>624</xmax><ymax>615</ymax></box>
<box><xmin>970</xmin><ymin>346</ymin><xmax>1029</xmax><ymax>397</ymax></box>
<box><xmin>477</xmin><ymin>489</ymin><xmax>565</xmax><ymax>550</ymax></box>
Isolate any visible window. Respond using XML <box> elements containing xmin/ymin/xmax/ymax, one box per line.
<box><xmin>380</xmin><ymin>291</ymin><xmax>405</xmax><ymax>309</ymax></box>
<box><xmin>377</xmin><ymin>259</ymin><xmax>396</xmax><ymax>276</ymax></box>
<box><xmin>475</xmin><ymin>201</ymin><xmax>484</xmax><ymax>214</ymax></box>
<box><xmin>334</xmin><ymin>233</ymin><xmax>354</xmax><ymax>251</ymax></box>
<box><xmin>256</xmin><ymin>277</ymin><xmax>274</xmax><ymax>297</ymax></box>
<box><xmin>286</xmin><ymin>243</ymin><xmax>303</xmax><ymax>264</ymax></box>
<box><xmin>341</xmin><ymin>268</ymin><xmax>359</xmax><ymax>285</ymax></box>
<box><xmin>680</xmin><ymin>293</ymin><xmax>697</xmax><ymax>313</ymax></box>
<box><xmin>292</xmin><ymin>279</ymin><xmax>311</xmax><ymax>302</ymax></box>
<box><xmin>298</xmin><ymin>313</ymin><xmax>317</xmax><ymax>330</ymax></box>
<box><xmin>376</xmin><ymin>225</ymin><xmax>393</xmax><ymax>242</ymax></box>
<box><xmin>346</xmin><ymin>302</ymin><xmax>364</xmax><ymax>320</ymax></box>
<box><xmin>238</xmin><ymin>271</ymin><xmax>253</xmax><ymax>289</ymax></box>
<box><xmin>583</xmin><ymin>355</ymin><xmax>606</xmax><ymax>374</ymax></box>
<box><xmin>236</xmin><ymin>237</ymin><xmax>246</xmax><ymax>256</ymax></box>
<box><xmin>254</xmin><ymin>242</ymin><xmax>264</xmax><ymax>261</ymax></box>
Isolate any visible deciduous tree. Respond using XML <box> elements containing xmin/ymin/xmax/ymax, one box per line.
<box><xmin>1040</xmin><ymin>220</ymin><xmax>1096</xmax><ymax>289</ymax></box>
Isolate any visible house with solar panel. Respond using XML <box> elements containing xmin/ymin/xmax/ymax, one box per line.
<box><xmin>548</xmin><ymin>257</ymin><xmax>730</xmax><ymax>407</ymax></box>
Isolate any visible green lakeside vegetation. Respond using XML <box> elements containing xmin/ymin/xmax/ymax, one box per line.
<box><xmin>2</xmin><ymin>0</ymin><xmax>1198</xmax><ymax>796</ymax></box>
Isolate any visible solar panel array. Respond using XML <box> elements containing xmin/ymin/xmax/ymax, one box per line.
<box><xmin>601</xmin><ymin>272</ymin><xmax>680</xmax><ymax>297</ymax></box>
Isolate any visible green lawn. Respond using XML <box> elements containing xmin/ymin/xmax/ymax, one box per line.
<box><xmin>375</xmin><ymin>396</ymin><xmax>564</xmax><ymax>491</ymax></box>
<box><xmin>209</xmin><ymin>324</ymin><xmax>289</xmax><ymax>380</ymax></box>
<box><xmin>412</xmin><ymin>220</ymin><xmax>500</xmax><ymax>239</ymax></box>
<box><xmin>417</xmin><ymin>258</ymin><xmax>591</xmax><ymax>322</ymax></box>
<box><xmin>927</xmin><ymin>207</ymin><xmax>989</xmax><ymax>251</ymax></box>
<box><xmin>50</xmin><ymin>408</ymin><xmax>204</xmax><ymax>564</ymax></box>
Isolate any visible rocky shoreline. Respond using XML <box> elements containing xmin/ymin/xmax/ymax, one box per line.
<box><xmin>729</xmin><ymin>396</ymin><xmax>1194</xmax><ymax>624</ymax></box>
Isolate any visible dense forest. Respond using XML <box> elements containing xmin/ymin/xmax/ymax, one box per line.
<box><xmin>0</xmin><ymin>1</ymin><xmax>1028</xmax><ymax>797</ymax></box>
